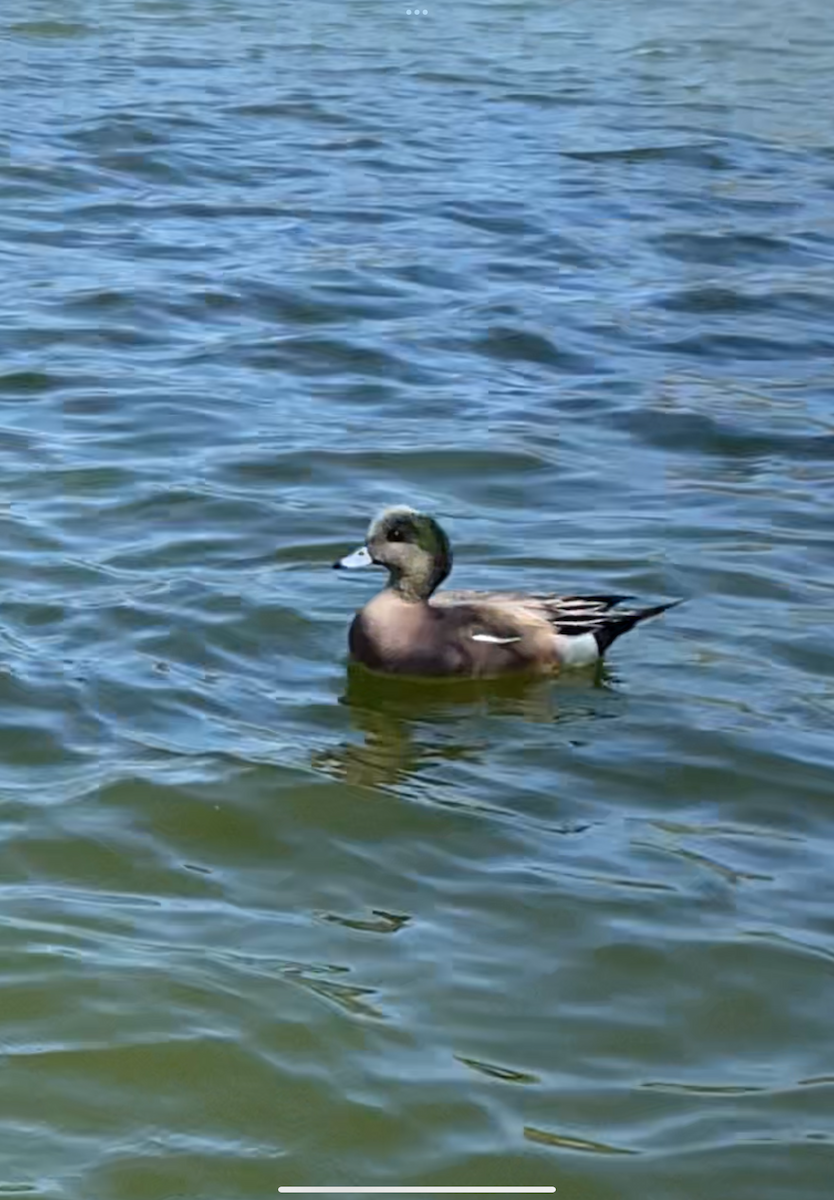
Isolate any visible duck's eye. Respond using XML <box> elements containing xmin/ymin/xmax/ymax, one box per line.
<box><xmin>387</xmin><ymin>527</ymin><xmax>406</xmax><ymax>543</ymax></box>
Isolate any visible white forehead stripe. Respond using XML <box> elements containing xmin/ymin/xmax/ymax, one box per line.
<box><xmin>368</xmin><ymin>505</ymin><xmax>418</xmax><ymax>537</ymax></box>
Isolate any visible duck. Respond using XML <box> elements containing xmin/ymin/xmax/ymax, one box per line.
<box><xmin>333</xmin><ymin>506</ymin><xmax>680</xmax><ymax>678</ymax></box>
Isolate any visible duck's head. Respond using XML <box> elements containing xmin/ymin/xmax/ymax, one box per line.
<box><xmin>334</xmin><ymin>506</ymin><xmax>453</xmax><ymax>600</ymax></box>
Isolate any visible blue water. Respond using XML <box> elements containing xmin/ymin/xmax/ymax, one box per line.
<box><xmin>0</xmin><ymin>1</ymin><xmax>833</xmax><ymax>1196</ymax></box>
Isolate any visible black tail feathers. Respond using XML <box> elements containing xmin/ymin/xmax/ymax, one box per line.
<box><xmin>592</xmin><ymin>599</ymin><xmax>682</xmax><ymax>656</ymax></box>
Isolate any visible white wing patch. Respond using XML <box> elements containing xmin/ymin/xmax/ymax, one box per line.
<box><xmin>471</xmin><ymin>632</ymin><xmax>522</xmax><ymax>645</ymax></box>
<box><xmin>556</xmin><ymin>631</ymin><xmax>600</xmax><ymax>667</ymax></box>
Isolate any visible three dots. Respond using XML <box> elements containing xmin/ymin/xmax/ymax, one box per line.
<box><xmin>406</xmin><ymin>8</ymin><xmax>429</xmax><ymax>13</ymax></box>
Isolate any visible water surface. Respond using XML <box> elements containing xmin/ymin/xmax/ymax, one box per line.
<box><xmin>1</xmin><ymin>1</ymin><xmax>833</xmax><ymax>1196</ymax></box>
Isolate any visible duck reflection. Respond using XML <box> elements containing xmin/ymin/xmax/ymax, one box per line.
<box><xmin>313</xmin><ymin>661</ymin><xmax>617</xmax><ymax>791</ymax></box>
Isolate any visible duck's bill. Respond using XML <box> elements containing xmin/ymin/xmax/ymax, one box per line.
<box><xmin>333</xmin><ymin>544</ymin><xmax>374</xmax><ymax>570</ymax></box>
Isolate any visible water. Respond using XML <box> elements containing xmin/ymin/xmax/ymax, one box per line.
<box><xmin>1</xmin><ymin>0</ymin><xmax>833</xmax><ymax>1195</ymax></box>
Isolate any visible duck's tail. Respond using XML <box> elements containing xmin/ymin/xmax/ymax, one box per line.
<box><xmin>592</xmin><ymin>599</ymin><xmax>682</xmax><ymax>656</ymax></box>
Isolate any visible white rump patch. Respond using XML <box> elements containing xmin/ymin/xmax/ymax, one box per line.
<box><xmin>557</xmin><ymin>631</ymin><xmax>600</xmax><ymax>668</ymax></box>
<box><xmin>471</xmin><ymin>632</ymin><xmax>522</xmax><ymax>645</ymax></box>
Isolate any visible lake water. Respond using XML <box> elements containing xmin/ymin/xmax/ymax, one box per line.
<box><xmin>1</xmin><ymin>0</ymin><xmax>833</xmax><ymax>1196</ymax></box>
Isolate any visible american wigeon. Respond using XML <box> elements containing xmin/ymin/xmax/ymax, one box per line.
<box><xmin>333</xmin><ymin>506</ymin><xmax>680</xmax><ymax>678</ymax></box>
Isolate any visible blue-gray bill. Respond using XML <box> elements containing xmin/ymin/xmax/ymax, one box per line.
<box><xmin>333</xmin><ymin>545</ymin><xmax>374</xmax><ymax>570</ymax></box>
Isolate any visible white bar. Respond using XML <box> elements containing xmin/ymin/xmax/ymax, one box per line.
<box><xmin>278</xmin><ymin>1190</ymin><xmax>555</xmax><ymax>1194</ymax></box>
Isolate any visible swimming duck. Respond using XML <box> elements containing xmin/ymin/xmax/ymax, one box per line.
<box><xmin>333</xmin><ymin>506</ymin><xmax>679</xmax><ymax>678</ymax></box>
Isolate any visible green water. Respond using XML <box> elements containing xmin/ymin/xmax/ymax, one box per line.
<box><xmin>1</xmin><ymin>0</ymin><xmax>833</xmax><ymax>1195</ymax></box>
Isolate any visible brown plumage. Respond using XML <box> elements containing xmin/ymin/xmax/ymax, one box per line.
<box><xmin>333</xmin><ymin>507</ymin><xmax>680</xmax><ymax>678</ymax></box>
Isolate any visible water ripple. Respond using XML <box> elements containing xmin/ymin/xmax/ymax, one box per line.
<box><xmin>0</xmin><ymin>0</ymin><xmax>832</xmax><ymax>1195</ymax></box>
